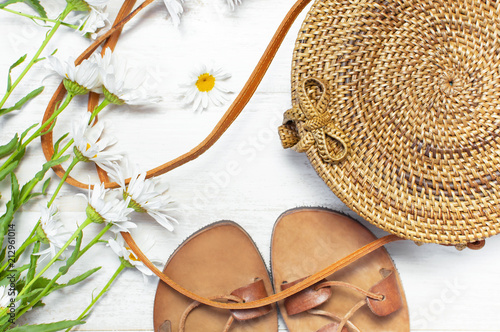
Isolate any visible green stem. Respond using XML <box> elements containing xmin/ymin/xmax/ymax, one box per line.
<box><xmin>89</xmin><ymin>99</ymin><xmax>111</xmax><ymax>122</ymax></box>
<box><xmin>54</xmin><ymin>138</ymin><xmax>75</xmax><ymax>160</ymax></box>
<box><xmin>0</xmin><ymin>7</ymin><xmax>79</xmax><ymax>29</ymax></box>
<box><xmin>14</xmin><ymin>223</ymin><xmax>113</xmax><ymax>320</ymax></box>
<box><xmin>0</xmin><ymin>236</ymin><xmax>37</xmax><ymax>273</ymax></box>
<box><xmin>16</xmin><ymin>218</ymin><xmax>93</xmax><ymax>300</ymax></box>
<box><xmin>79</xmin><ymin>223</ymin><xmax>113</xmax><ymax>257</ymax></box>
<box><xmin>0</xmin><ymin>4</ymin><xmax>73</xmax><ymax>109</ymax></box>
<box><xmin>51</xmin><ymin>99</ymin><xmax>109</xmax><ymax>160</ymax></box>
<box><xmin>69</xmin><ymin>263</ymin><xmax>126</xmax><ymax>328</ymax></box>
<box><xmin>47</xmin><ymin>158</ymin><xmax>79</xmax><ymax>206</ymax></box>
<box><xmin>0</xmin><ymin>93</ymin><xmax>73</xmax><ymax>173</ymax></box>
<box><xmin>0</xmin><ymin>151</ymin><xmax>75</xmax><ymax>274</ymax></box>
<box><xmin>23</xmin><ymin>94</ymin><xmax>73</xmax><ymax>148</ymax></box>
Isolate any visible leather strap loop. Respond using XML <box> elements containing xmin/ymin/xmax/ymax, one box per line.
<box><xmin>230</xmin><ymin>279</ymin><xmax>273</xmax><ymax>320</ymax></box>
<box><xmin>281</xmin><ymin>277</ymin><xmax>332</xmax><ymax>316</ymax></box>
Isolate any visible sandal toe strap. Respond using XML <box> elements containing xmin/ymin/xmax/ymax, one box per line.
<box><xmin>316</xmin><ymin>323</ymin><xmax>349</xmax><ymax>332</ymax></box>
<box><xmin>281</xmin><ymin>276</ymin><xmax>332</xmax><ymax>315</ymax></box>
<box><xmin>281</xmin><ymin>268</ymin><xmax>403</xmax><ymax>318</ymax></box>
<box><xmin>230</xmin><ymin>279</ymin><xmax>273</xmax><ymax>321</ymax></box>
<box><xmin>366</xmin><ymin>269</ymin><xmax>403</xmax><ymax>317</ymax></box>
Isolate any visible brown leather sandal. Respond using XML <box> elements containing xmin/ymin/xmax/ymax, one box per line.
<box><xmin>153</xmin><ymin>221</ymin><xmax>278</xmax><ymax>332</ymax></box>
<box><xmin>271</xmin><ymin>208</ymin><xmax>410</xmax><ymax>332</ymax></box>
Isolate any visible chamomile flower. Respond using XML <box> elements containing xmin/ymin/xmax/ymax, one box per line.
<box><xmin>107</xmin><ymin>236</ymin><xmax>154</xmax><ymax>279</ymax></box>
<box><xmin>162</xmin><ymin>0</ymin><xmax>184</xmax><ymax>26</ymax></box>
<box><xmin>226</xmin><ymin>0</ymin><xmax>242</xmax><ymax>10</ymax></box>
<box><xmin>77</xmin><ymin>6</ymin><xmax>109</xmax><ymax>38</ymax></box>
<box><xmin>35</xmin><ymin>204</ymin><xmax>71</xmax><ymax>261</ymax></box>
<box><xmin>108</xmin><ymin>161</ymin><xmax>178</xmax><ymax>232</ymax></box>
<box><xmin>98</xmin><ymin>51</ymin><xmax>162</xmax><ymax>106</ymax></box>
<box><xmin>0</xmin><ymin>286</ymin><xmax>12</xmax><ymax>310</ymax></box>
<box><xmin>180</xmin><ymin>64</ymin><xmax>232</xmax><ymax>111</ymax></box>
<box><xmin>70</xmin><ymin>111</ymin><xmax>122</xmax><ymax>173</ymax></box>
<box><xmin>83</xmin><ymin>183</ymin><xmax>136</xmax><ymax>233</ymax></box>
<box><xmin>47</xmin><ymin>55</ymin><xmax>101</xmax><ymax>95</ymax></box>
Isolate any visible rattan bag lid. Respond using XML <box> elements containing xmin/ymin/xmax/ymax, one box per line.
<box><xmin>279</xmin><ymin>0</ymin><xmax>500</xmax><ymax>245</ymax></box>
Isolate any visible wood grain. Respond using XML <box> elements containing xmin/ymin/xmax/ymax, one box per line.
<box><xmin>1</xmin><ymin>0</ymin><xmax>499</xmax><ymax>331</ymax></box>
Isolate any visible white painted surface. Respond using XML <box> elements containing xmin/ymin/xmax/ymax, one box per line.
<box><xmin>0</xmin><ymin>0</ymin><xmax>499</xmax><ymax>331</ymax></box>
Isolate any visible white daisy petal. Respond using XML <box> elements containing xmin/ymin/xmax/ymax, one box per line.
<box><xmin>107</xmin><ymin>161</ymin><xmax>178</xmax><ymax>232</ymax></box>
<box><xmin>179</xmin><ymin>65</ymin><xmax>232</xmax><ymax>111</ymax></box>
<box><xmin>78</xmin><ymin>7</ymin><xmax>109</xmax><ymax>37</ymax></box>
<box><xmin>70</xmin><ymin>111</ymin><xmax>123</xmax><ymax>170</ymax></box>
<box><xmin>47</xmin><ymin>55</ymin><xmax>102</xmax><ymax>92</ymax></box>
<box><xmin>97</xmin><ymin>51</ymin><xmax>162</xmax><ymax>105</ymax></box>
<box><xmin>0</xmin><ymin>286</ymin><xmax>18</xmax><ymax>311</ymax></box>
<box><xmin>34</xmin><ymin>204</ymin><xmax>72</xmax><ymax>261</ymax></box>
<box><xmin>86</xmin><ymin>0</ymin><xmax>109</xmax><ymax>6</ymax></box>
<box><xmin>162</xmin><ymin>0</ymin><xmax>184</xmax><ymax>26</ymax></box>
<box><xmin>84</xmin><ymin>183</ymin><xmax>135</xmax><ymax>232</ymax></box>
<box><xmin>226</xmin><ymin>0</ymin><xmax>241</xmax><ymax>10</ymax></box>
<box><xmin>107</xmin><ymin>237</ymin><xmax>157</xmax><ymax>281</ymax></box>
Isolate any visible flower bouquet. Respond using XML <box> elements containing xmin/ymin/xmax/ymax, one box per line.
<box><xmin>0</xmin><ymin>0</ymin><xmax>238</xmax><ymax>330</ymax></box>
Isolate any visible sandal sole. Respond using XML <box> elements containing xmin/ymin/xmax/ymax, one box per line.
<box><xmin>271</xmin><ymin>208</ymin><xmax>410</xmax><ymax>331</ymax></box>
<box><xmin>153</xmin><ymin>221</ymin><xmax>278</xmax><ymax>331</ymax></box>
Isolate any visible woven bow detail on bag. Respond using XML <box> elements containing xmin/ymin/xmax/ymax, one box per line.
<box><xmin>279</xmin><ymin>78</ymin><xmax>349</xmax><ymax>163</ymax></box>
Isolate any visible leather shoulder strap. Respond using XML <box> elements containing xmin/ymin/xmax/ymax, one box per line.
<box><xmin>41</xmin><ymin>0</ymin><xmax>313</xmax><ymax>189</ymax></box>
<box><xmin>40</xmin><ymin>0</ymin><xmax>406</xmax><ymax>310</ymax></box>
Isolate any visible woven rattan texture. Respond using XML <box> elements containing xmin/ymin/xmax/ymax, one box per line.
<box><xmin>287</xmin><ymin>0</ymin><xmax>500</xmax><ymax>244</ymax></box>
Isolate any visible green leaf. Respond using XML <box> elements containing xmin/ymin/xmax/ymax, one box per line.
<box><xmin>0</xmin><ymin>247</ymin><xmax>6</xmax><ymax>263</ymax></box>
<box><xmin>0</xmin><ymin>86</ymin><xmax>44</xmax><ymax>116</ymax></box>
<box><xmin>57</xmin><ymin>267</ymin><xmax>101</xmax><ymax>290</ymax></box>
<box><xmin>42</xmin><ymin>178</ymin><xmax>51</xmax><ymax>195</ymax></box>
<box><xmin>23</xmin><ymin>0</ymin><xmax>47</xmax><ymax>18</ymax></box>
<box><xmin>0</xmin><ymin>160</ymin><xmax>19</xmax><ymax>182</ymax></box>
<box><xmin>0</xmin><ymin>313</ymin><xmax>9</xmax><ymax>327</ymax></box>
<box><xmin>53</xmin><ymin>133</ymin><xmax>69</xmax><ymax>155</ymax></box>
<box><xmin>15</xmin><ymin>288</ymin><xmax>42</xmax><ymax>302</ymax></box>
<box><xmin>0</xmin><ymin>134</ymin><xmax>19</xmax><ymax>159</ymax></box>
<box><xmin>59</xmin><ymin>231</ymin><xmax>82</xmax><ymax>275</ymax></box>
<box><xmin>7</xmin><ymin>320</ymin><xmax>84</xmax><ymax>332</ymax></box>
<box><xmin>50</xmin><ymin>267</ymin><xmax>101</xmax><ymax>296</ymax></box>
<box><xmin>0</xmin><ymin>263</ymin><xmax>30</xmax><ymax>286</ymax></box>
<box><xmin>11</xmin><ymin>172</ymin><xmax>20</xmax><ymax>208</ymax></box>
<box><xmin>20</xmin><ymin>123</ymin><xmax>38</xmax><ymax>142</ymax></box>
<box><xmin>31</xmin><ymin>276</ymin><xmax>60</xmax><ymax>291</ymax></box>
<box><xmin>0</xmin><ymin>0</ymin><xmax>23</xmax><ymax>10</ymax></box>
<box><xmin>6</xmin><ymin>54</ymin><xmax>27</xmax><ymax>92</ymax></box>
<box><xmin>24</xmin><ymin>242</ymin><xmax>41</xmax><ymax>299</ymax></box>
<box><xmin>18</xmin><ymin>155</ymin><xmax>69</xmax><ymax>206</ymax></box>
<box><xmin>0</xmin><ymin>160</ymin><xmax>19</xmax><ymax>181</ymax></box>
<box><xmin>0</xmin><ymin>201</ymin><xmax>15</xmax><ymax>244</ymax></box>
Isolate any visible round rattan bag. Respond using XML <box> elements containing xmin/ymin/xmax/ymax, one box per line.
<box><xmin>278</xmin><ymin>0</ymin><xmax>500</xmax><ymax>245</ymax></box>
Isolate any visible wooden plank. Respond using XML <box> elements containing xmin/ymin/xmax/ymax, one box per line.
<box><xmin>1</xmin><ymin>0</ymin><xmax>499</xmax><ymax>331</ymax></box>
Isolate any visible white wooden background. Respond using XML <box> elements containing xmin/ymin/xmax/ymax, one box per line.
<box><xmin>1</xmin><ymin>0</ymin><xmax>499</xmax><ymax>331</ymax></box>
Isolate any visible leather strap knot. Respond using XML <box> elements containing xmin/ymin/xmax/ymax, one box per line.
<box><xmin>278</xmin><ymin>77</ymin><xmax>350</xmax><ymax>163</ymax></box>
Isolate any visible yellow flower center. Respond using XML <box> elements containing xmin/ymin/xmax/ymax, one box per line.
<box><xmin>196</xmin><ymin>73</ymin><xmax>216</xmax><ymax>92</ymax></box>
<box><xmin>126</xmin><ymin>247</ymin><xmax>140</xmax><ymax>262</ymax></box>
